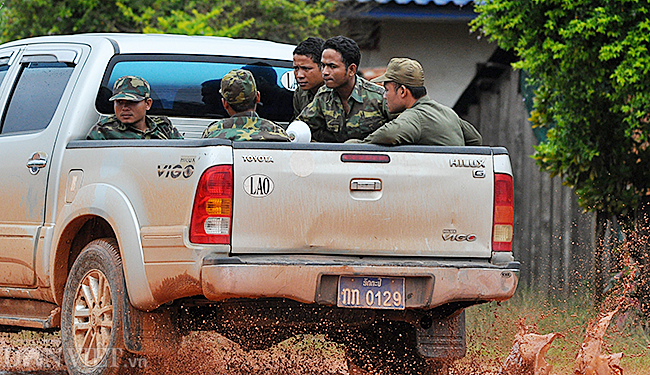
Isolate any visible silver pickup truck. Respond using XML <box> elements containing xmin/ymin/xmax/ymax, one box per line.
<box><xmin>0</xmin><ymin>33</ymin><xmax>518</xmax><ymax>375</ymax></box>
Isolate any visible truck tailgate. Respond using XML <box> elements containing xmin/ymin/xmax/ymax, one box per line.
<box><xmin>230</xmin><ymin>143</ymin><xmax>495</xmax><ymax>258</ymax></box>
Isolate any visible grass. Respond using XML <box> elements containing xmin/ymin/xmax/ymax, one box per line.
<box><xmin>462</xmin><ymin>287</ymin><xmax>650</xmax><ymax>374</ymax></box>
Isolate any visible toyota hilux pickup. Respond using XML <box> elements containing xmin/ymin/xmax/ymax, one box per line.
<box><xmin>0</xmin><ymin>33</ymin><xmax>518</xmax><ymax>375</ymax></box>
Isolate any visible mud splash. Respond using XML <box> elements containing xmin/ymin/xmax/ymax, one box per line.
<box><xmin>498</xmin><ymin>320</ymin><xmax>561</xmax><ymax>375</ymax></box>
<box><xmin>0</xmin><ymin>331</ymin><xmax>63</xmax><ymax>372</ymax></box>
<box><xmin>573</xmin><ymin>310</ymin><xmax>624</xmax><ymax>375</ymax></box>
<box><xmin>497</xmin><ymin>310</ymin><xmax>625</xmax><ymax>375</ymax></box>
<box><xmin>138</xmin><ymin>332</ymin><xmax>349</xmax><ymax>375</ymax></box>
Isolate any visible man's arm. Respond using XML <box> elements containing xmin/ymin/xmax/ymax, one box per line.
<box><xmin>296</xmin><ymin>95</ymin><xmax>331</xmax><ymax>142</ymax></box>
<box><xmin>360</xmin><ymin>112</ymin><xmax>420</xmax><ymax>145</ymax></box>
<box><xmin>292</xmin><ymin>90</ymin><xmax>302</xmax><ymax>120</ymax></box>
<box><xmin>86</xmin><ymin>125</ymin><xmax>107</xmax><ymax>140</ymax></box>
<box><xmin>460</xmin><ymin>119</ymin><xmax>482</xmax><ymax>146</ymax></box>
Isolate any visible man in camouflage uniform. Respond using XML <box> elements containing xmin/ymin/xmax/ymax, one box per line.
<box><xmin>292</xmin><ymin>37</ymin><xmax>324</xmax><ymax>119</ymax></box>
<box><xmin>201</xmin><ymin>69</ymin><xmax>291</xmax><ymax>141</ymax></box>
<box><xmin>87</xmin><ymin>76</ymin><xmax>182</xmax><ymax>140</ymax></box>
<box><xmin>351</xmin><ymin>58</ymin><xmax>482</xmax><ymax>146</ymax></box>
<box><xmin>296</xmin><ymin>36</ymin><xmax>392</xmax><ymax>143</ymax></box>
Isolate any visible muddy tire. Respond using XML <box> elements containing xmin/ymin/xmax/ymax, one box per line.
<box><xmin>61</xmin><ymin>238</ymin><xmax>135</xmax><ymax>375</ymax></box>
<box><xmin>340</xmin><ymin>320</ymin><xmax>449</xmax><ymax>375</ymax></box>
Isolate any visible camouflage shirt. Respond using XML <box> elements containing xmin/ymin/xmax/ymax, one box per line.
<box><xmin>201</xmin><ymin>111</ymin><xmax>291</xmax><ymax>141</ymax></box>
<box><xmin>292</xmin><ymin>86</ymin><xmax>317</xmax><ymax>120</ymax></box>
<box><xmin>297</xmin><ymin>76</ymin><xmax>393</xmax><ymax>143</ymax></box>
<box><xmin>86</xmin><ymin>115</ymin><xmax>183</xmax><ymax>140</ymax></box>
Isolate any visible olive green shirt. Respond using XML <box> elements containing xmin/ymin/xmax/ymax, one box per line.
<box><xmin>297</xmin><ymin>76</ymin><xmax>393</xmax><ymax>143</ymax></box>
<box><xmin>86</xmin><ymin>115</ymin><xmax>183</xmax><ymax>140</ymax></box>
<box><xmin>201</xmin><ymin>111</ymin><xmax>291</xmax><ymax>141</ymax></box>
<box><xmin>358</xmin><ymin>96</ymin><xmax>481</xmax><ymax>146</ymax></box>
<box><xmin>292</xmin><ymin>86</ymin><xmax>317</xmax><ymax>120</ymax></box>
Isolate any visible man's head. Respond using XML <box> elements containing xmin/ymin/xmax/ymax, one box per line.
<box><xmin>321</xmin><ymin>36</ymin><xmax>360</xmax><ymax>90</ymax></box>
<box><xmin>109</xmin><ymin>76</ymin><xmax>153</xmax><ymax>129</ymax></box>
<box><xmin>220</xmin><ymin>69</ymin><xmax>260</xmax><ymax>114</ymax></box>
<box><xmin>293</xmin><ymin>37</ymin><xmax>325</xmax><ymax>93</ymax></box>
<box><xmin>372</xmin><ymin>58</ymin><xmax>427</xmax><ymax>113</ymax></box>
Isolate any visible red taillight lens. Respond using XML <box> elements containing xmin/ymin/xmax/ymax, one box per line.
<box><xmin>190</xmin><ymin>165</ymin><xmax>233</xmax><ymax>244</ymax></box>
<box><xmin>492</xmin><ymin>173</ymin><xmax>514</xmax><ymax>252</ymax></box>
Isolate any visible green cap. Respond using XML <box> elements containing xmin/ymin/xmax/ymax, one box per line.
<box><xmin>109</xmin><ymin>76</ymin><xmax>151</xmax><ymax>101</ymax></box>
<box><xmin>220</xmin><ymin>69</ymin><xmax>257</xmax><ymax>105</ymax></box>
<box><xmin>219</xmin><ymin>69</ymin><xmax>257</xmax><ymax>105</ymax></box>
<box><xmin>371</xmin><ymin>58</ymin><xmax>425</xmax><ymax>87</ymax></box>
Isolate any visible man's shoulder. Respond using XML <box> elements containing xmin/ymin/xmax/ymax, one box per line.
<box><xmin>97</xmin><ymin>115</ymin><xmax>121</xmax><ymax>127</ymax></box>
<box><xmin>203</xmin><ymin>118</ymin><xmax>230</xmax><ymax>137</ymax></box>
<box><xmin>312</xmin><ymin>84</ymin><xmax>334</xmax><ymax>100</ymax></box>
<box><xmin>358</xmin><ymin>76</ymin><xmax>385</xmax><ymax>96</ymax></box>
<box><xmin>148</xmin><ymin>115</ymin><xmax>173</xmax><ymax>126</ymax></box>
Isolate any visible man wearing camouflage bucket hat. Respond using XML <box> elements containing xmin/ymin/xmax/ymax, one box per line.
<box><xmin>350</xmin><ymin>57</ymin><xmax>482</xmax><ymax>146</ymax></box>
<box><xmin>87</xmin><ymin>76</ymin><xmax>182</xmax><ymax>140</ymax></box>
<box><xmin>201</xmin><ymin>69</ymin><xmax>291</xmax><ymax>141</ymax></box>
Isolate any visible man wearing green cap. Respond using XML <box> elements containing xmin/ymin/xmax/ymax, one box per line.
<box><xmin>352</xmin><ymin>58</ymin><xmax>482</xmax><ymax>146</ymax></box>
<box><xmin>87</xmin><ymin>76</ymin><xmax>182</xmax><ymax>140</ymax></box>
<box><xmin>201</xmin><ymin>69</ymin><xmax>291</xmax><ymax>141</ymax></box>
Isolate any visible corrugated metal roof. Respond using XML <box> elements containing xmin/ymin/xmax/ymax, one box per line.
<box><xmin>339</xmin><ymin>0</ymin><xmax>476</xmax><ymax>21</ymax></box>
<box><xmin>354</xmin><ymin>0</ymin><xmax>472</xmax><ymax>5</ymax></box>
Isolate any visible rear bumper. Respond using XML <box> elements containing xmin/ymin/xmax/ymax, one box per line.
<box><xmin>201</xmin><ymin>256</ymin><xmax>519</xmax><ymax>309</ymax></box>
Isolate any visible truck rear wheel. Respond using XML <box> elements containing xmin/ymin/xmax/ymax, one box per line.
<box><xmin>61</xmin><ymin>238</ymin><xmax>135</xmax><ymax>375</ymax></box>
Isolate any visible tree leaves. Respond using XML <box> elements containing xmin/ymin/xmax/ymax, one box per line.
<box><xmin>0</xmin><ymin>0</ymin><xmax>338</xmax><ymax>45</ymax></box>
<box><xmin>472</xmin><ymin>0</ymin><xmax>650</xmax><ymax>219</ymax></box>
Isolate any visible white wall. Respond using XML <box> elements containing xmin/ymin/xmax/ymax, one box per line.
<box><xmin>359</xmin><ymin>20</ymin><xmax>496</xmax><ymax>107</ymax></box>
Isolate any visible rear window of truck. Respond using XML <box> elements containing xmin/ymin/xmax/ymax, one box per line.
<box><xmin>96</xmin><ymin>55</ymin><xmax>295</xmax><ymax>123</ymax></box>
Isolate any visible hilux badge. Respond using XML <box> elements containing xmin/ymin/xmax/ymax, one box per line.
<box><xmin>449</xmin><ymin>158</ymin><xmax>486</xmax><ymax>168</ymax></box>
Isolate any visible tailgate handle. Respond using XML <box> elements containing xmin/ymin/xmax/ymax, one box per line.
<box><xmin>350</xmin><ymin>179</ymin><xmax>382</xmax><ymax>191</ymax></box>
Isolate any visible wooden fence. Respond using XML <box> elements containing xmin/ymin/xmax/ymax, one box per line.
<box><xmin>456</xmin><ymin>66</ymin><xmax>596</xmax><ymax>295</ymax></box>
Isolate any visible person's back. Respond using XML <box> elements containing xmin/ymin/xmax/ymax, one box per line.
<box><xmin>202</xmin><ymin>112</ymin><xmax>290</xmax><ymax>141</ymax></box>
<box><xmin>201</xmin><ymin>69</ymin><xmax>291</xmax><ymax>142</ymax></box>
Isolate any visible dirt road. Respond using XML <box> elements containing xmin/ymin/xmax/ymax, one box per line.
<box><xmin>0</xmin><ymin>330</ymin><xmax>351</xmax><ymax>375</ymax></box>
<box><xmin>0</xmin><ymin>329</ymin><xmax>502</xmax><ymax>375</ymax></box>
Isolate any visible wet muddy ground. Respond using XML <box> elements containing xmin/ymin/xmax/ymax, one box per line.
<box><xmin>0</xmin><ymin>329</ymin><xmax>505</xmax><ymax>375</ymax></box>
<box><xmin>0</xmin><ymin>305</ymin><xmax>641</xmax><ymax>375</ymax></box>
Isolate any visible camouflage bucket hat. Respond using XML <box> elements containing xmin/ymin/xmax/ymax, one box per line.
<box><xmin>109</xmin><ymin>76</ymin><xmax>151</xmax><ymax>101</ymax></box>
<box><xmin>372</xmin><ymin>58</ymin><xmax>425</xmax><ymax>87</ymax></box>
<box><xmin>220</xmin><ymin>69</ymin><xmax>257</xmax><ymax>105</ymax></box>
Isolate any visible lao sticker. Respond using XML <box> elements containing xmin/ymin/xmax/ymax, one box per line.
<box><xmin>243</xmin><ymin>174</ymin><xmax>274</xmax><ymax>197</ymax></box>
<box><xmin>280</xmin><ymin>71</ymin><xmax>297</xmax><ymax>92</ymax></box>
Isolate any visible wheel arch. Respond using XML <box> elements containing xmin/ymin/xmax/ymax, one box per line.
<box><xmin>52</xmin><ymin>183</ymin><xmax>157</xmax><ymax>310</ymax></box>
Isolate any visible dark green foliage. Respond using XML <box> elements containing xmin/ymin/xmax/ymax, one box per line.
<box><xmin>472</xmin><ymin>0</ymin><xmax>650</xmax><ymax>218</ymax></box>
<box><xmin>0</xmin><ymin>0</ymin><xmax>338</xmax><ymax>45</ymax></box>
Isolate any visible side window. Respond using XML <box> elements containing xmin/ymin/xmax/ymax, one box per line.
<box><xmin>1</xmin><ymin>61</ymin><xmax>74</xmax><ymax>135</ymax></box>
<box><xmin>0</xmin><ymin>57</ymin><xmax>10</xmax><ymax>88</ymax></box>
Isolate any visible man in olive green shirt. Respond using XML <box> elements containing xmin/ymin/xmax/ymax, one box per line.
<box><xmin>292</xmin><ymin>37</ymin><xmax>324</xmax><ymax>119</ymax></box>
<box><xmin>297</xmin><ymin>36</ymin><xmax>392</xmax><ymax>143</ymax></box>
<box><xmin>352</xmin><ymin>58</ymin><xmax>482</xmax><ymax>146</ymax></box>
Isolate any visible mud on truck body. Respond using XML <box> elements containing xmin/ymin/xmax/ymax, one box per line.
<box><xmin>0</xmin><ymin>33</ymin><xmax>519</xmax><ymax>375</ymax></box>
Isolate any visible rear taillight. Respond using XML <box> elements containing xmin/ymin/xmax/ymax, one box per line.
<box><xmin>190</xmin><ymin>165</ymin><xmax>233</xmax><ymax>244</ymax></box>
<box><xmin>492</xmin><ymin>173</ymin><xmax>514</xmax><ymax>252</ymax></box>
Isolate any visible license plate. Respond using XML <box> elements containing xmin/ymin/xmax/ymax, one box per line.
<box><xmin>337</xmin><ymin>276</ymin><xmax>405</xmax><ymax>310</ymax></box>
